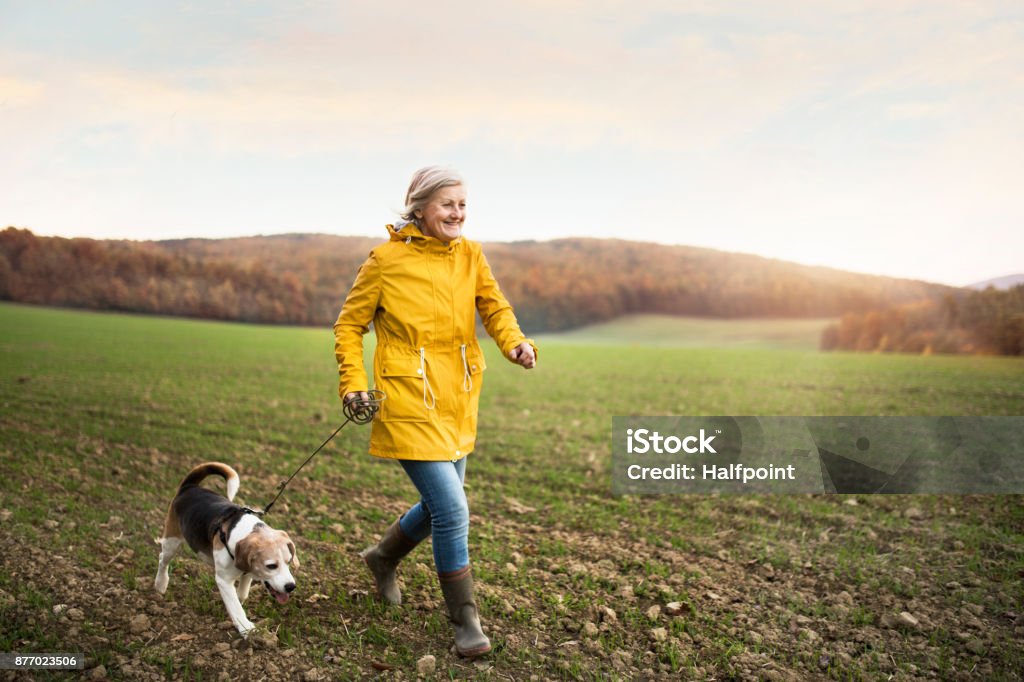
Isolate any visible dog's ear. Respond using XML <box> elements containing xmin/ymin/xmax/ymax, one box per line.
<box><xmin>280</xmin><ymin>531</ymin><xmax>299</xmax><ymax>568</ymax></box>
<box><xmin>234</xmin><ymin>535</ymin><xmax>254</xmax><ymax>574</ymax></box>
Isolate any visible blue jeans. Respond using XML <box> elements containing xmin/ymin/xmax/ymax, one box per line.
<box><xmin>397</xmin><ymin>457</ymin><xmax>469</xmax><ymax>574</ymax></box>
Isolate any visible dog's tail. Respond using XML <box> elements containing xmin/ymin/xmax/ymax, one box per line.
<box><xmin>176</xmin><ymin>462</ymin><xmax>240</xmax><ymax>501</ymax></box>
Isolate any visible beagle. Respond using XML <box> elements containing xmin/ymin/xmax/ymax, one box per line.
<box><xmin>153</xmin><ymin>462</ymin><xmax>299</xmax><ymax>637</ymax></box>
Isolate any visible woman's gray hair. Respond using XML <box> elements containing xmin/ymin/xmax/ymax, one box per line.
<box><xmin>401</xmin><ymin>166</ymin><xmax>464</xmax><ymax>222</ymax></box>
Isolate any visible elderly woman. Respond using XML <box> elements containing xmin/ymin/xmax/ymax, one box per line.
<box><xmin>334</xmin><ymin>166</ymin><xmax>537</xmax><ymax>657</ymax></box>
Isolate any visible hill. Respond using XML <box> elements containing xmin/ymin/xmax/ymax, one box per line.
<box><xmin>966</xmin><ymin>274</ymin><xmax>1024</xmax><ymax>291</ymax></box>
<box><xmin>1</xmin><ymin>227</ymin><xmax>958</xmax><ymax>332</ymax></box>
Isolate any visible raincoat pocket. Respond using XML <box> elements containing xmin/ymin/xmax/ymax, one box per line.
<box><xmin>458</xmin><ymin>346</ymin><xmax>486</xmax><ymax>435</ymax></box>
<box><xmin>459</xmin><ymin>344</ymin><xmax>487</xmax><ymax>393</ymax></box>
<box><xmin>376</xmin><ymin>352</ymin><xmax>430</xmax><ymax>423</ymax></box>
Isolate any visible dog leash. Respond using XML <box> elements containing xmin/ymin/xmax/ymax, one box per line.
<box><xmin>252</xmin><ymin>390</ymin><xmax>386</xmax><ymax>517</ymax></box>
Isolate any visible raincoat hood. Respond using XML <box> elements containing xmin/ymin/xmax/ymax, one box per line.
<box><xmin>387</xmin><ymin>221</ymin><xmax>463</xmax><ymax>247</ymax></box>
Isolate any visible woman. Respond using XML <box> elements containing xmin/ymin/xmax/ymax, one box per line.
<box><xmin>333</xmin><ymin>166</ymin><xmax>537</xmax><ymax>657</ymax></box>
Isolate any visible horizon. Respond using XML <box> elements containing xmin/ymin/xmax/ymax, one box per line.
<box><xmin>2</xmin><ymin>2</ymin><xmax>1022</xmax><ymax>289</ymax></box>
<box><xmin>11</xmin><ymin>224</ymin><xmax>1019</xmax><ymax>289</ymax></box>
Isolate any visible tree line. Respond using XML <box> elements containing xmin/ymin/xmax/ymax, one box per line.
<box><xmin>820</xmin><ymin>286</ymin><xmax>1024</xmax><ymax>355</ymax></box>
<box><xmin>2</xmin><ymin>226</ymin><xmax>967</xmax><ymax>338</ymax></box>
<box><xmin>0</xmin><ymin>228</ymin><xmax>317</xmax><ymax>324</ymax></box>
<box><xmin>476</xmin><ymin>239</ymin><xmax>952</xmax><ymax>332</ymax></box>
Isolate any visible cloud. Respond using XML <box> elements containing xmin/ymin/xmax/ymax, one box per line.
<box><xmin>0</xmin><ymin>76</ymin><xmax>45</xmax><ymax>107</ymax></box>
<box><xmin>3</xmin><ymin>1</ymin><xmax>1020</xmax><ymax>162</ymax></box>
<box><xmin>0</xmin><ymin>31</ymin><xmax>827</xmax><ymax>158</ymax></box>
<box><xmin>1</xmin><ymin>1</ymin><xmax>1021</xmax><ymax>286</ymax></box>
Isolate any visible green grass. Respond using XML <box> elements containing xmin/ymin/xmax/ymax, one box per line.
<box><xmin>539</xmin><ymin>313</ymin><xmax>836</xmax><ymax>350</ymax></box>
<box><xmin>1</xmin><ymin>302</ymin><xmax>1023</xmax><ymax>680</ymax></box>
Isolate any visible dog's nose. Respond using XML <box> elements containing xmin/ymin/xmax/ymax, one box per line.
<box><xmin>285</xmin><ymin>582</ymin><xmax>296</xmax><ymax>593</ymax></box>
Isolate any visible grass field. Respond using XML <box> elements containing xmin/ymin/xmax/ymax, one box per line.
<box><xmin>539</xmin><ymin>314</ymin><xmax>835</xmax><ymax>350</ymax></box>
<box><xmin>1</xmin><ymin>302</ymin><xmax>1023</xmax><ymax>680</ymax></box>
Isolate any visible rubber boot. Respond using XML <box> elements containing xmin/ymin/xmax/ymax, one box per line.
<box><xmin>438</xmin><ymin>565</ymin><xmax>491</xmax><ymax>657</ymax></box>
<box><xmin>360</xmin><ymin>518</ymin><xmax>420</xmax><ymax>605</ymax></box>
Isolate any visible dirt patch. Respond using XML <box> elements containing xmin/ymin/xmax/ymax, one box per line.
<box><xmin>1</xmin><ymin>466</ymin><xmax>1022</xmax><ymax>680</ymax></box>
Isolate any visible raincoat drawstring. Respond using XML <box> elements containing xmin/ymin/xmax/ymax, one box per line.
<box><xmin>460</xmin><ymin>344</ymin><xmax>473</xmax><ymax>393</ymax></box>
<box><xmin>419</xmin><ymin>347</ymin><xmax>437</xmax><ymax>410</ymax></box>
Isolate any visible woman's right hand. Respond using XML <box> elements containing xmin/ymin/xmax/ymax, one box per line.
<box><xmin>344</xmin><ymin>390</ymin><xmax>375</xmax><ymax>421</ymax></box>
<box><xmin>344</xmin><ymin>391</ymin><xmax>370</xmax><ymax>406</ymax></box>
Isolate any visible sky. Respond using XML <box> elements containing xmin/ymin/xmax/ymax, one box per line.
<box><xmin>1</xmin><ymin>1</ymin><xmax>1022</xmax><ymax>288</ymax></box>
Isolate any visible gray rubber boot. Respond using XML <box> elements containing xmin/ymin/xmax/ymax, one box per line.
<box><xmin>438</xmin><ymin>565</ymin><xmax>491</xmax><ymax>657</ymax></box>
<box><xmin>360</xmin><ymin>518</ymin><xmax>420</xmax><ymax>605</ymax></box>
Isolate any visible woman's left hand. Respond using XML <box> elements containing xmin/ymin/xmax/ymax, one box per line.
<box><xmin>508</xmin><ymin>342</ymin><xmax>536</xmax><ymax>369</ymax></box>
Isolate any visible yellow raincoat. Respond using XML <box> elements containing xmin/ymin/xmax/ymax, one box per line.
<box><xmin>334</xmin><ymin>223</ymin><xmax>537</xmax><ymax>461</ymax></box>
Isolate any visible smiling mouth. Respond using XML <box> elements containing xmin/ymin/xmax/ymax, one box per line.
<box><xmin>264</xmin><ymin>581</ymin><xmax>291</xmax><ymax>604</ymax></box>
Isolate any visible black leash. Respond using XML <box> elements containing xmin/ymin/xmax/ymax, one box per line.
<box><xmin>255</xmin><ymin>390</ymin><xmax>386</xmax><ymax>516</ymax></box>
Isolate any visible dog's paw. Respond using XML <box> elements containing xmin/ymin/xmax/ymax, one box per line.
<box><xmin>153</xmin><ymin>576</ymin><xmax>168</xmax><ymax>594</ymax></box>
<box><xmin>238</xmin><ymin>622</ymin><xmax>259</xmax><ymax>639</ymax></box>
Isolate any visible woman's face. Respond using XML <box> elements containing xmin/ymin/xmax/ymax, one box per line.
<box><xmin>416</xmin><ymin>184</ymin><xmax>466</xmax><ymax>242</ymax></box>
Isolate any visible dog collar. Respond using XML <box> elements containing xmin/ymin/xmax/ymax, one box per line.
<box><xmin>218</xmin><ymin>508</ymin><xmax>265</xmax><ymax>560</ymax></box>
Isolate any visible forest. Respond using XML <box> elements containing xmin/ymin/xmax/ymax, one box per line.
<box><xmin>0</xmin><ymin>227</ymin><xmax>949</xmax><ymax>326</ymax></box>
<box><xmin>4</xmin><ymin>227</ymin><xmax>1019</xmax><ymax>354</ymax></box>
<box><xmin>820</xmin><ymin>286</ymin><xmax>1024</xmax><ymax>355</ymax></box>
